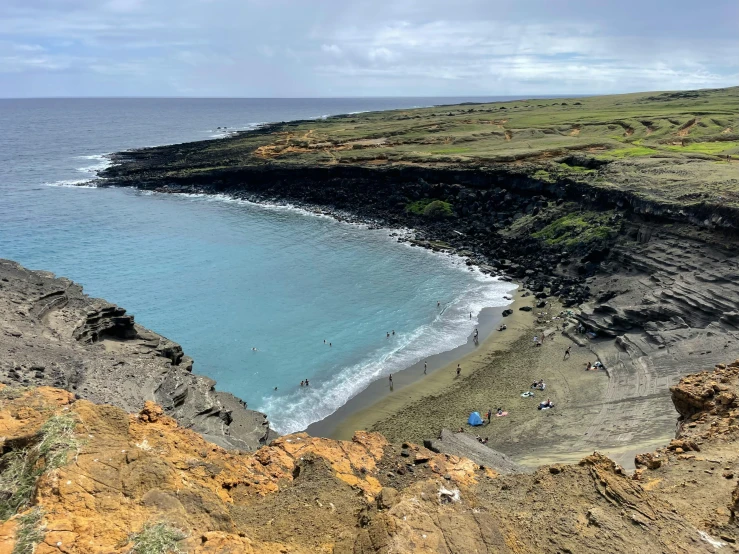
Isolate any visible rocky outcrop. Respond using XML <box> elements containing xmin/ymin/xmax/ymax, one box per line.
<box><xmin>0</xmin><ymin>259</ymin><xmax>273</xmax><ymax>451</ymax></box>
<box><xmin>2</xmin><ymin>362</ymin><xmax>738</xmax><ymax>553</ymax></box>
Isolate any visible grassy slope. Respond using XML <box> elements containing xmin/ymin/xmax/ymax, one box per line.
<box><xmin>115</xmin><ymin>86</ymin><xmax>739</xmax><ymax>208</ymax></box>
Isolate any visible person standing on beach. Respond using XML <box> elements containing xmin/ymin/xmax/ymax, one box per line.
<box><xmin>564</xmin><ymin>346</ymin><xmax>571</xmax><ymax>360</ymax></box>
<box><xmin>424</xmin><ymin>361</ymin><xmax>427</xmax><ymax>374</ymax></box>
<box><xmin>486</xmin><ymin>408</ymin><xmax>492</xmax><ymax>424</ymax></box>
<box><xmin>389</xmin><ymin>374</ymin><xmax>393</xmax><ymax>387</ymax></box>
<box><xmin>456</xmin><ymin>364</ymin><xmax>461</xmax><ymax>377</ymax></box>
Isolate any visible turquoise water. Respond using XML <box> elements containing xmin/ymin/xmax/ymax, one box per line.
<box><xmin>0</xmin><ymin>98</ymin><xmax>516</xmax><ymax>433</ymax></box>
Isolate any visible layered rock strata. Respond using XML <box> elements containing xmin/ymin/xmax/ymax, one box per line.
<box><xmin>0</xmin><ymin>259</ymin><xmax>273</xmax><ymax>451</ymax></box>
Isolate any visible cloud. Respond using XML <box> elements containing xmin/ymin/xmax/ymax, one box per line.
<box><xmin>0</xmin><ymin>0</ymin><xmax>736</xmax><ymax>97</ymax></box>
<box><xmin>321</xmin><ymin>44</ymin><xmax>342</xmax><ymax>56</ymax></box>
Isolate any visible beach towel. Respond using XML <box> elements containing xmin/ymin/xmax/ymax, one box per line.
<box><xmin>495</xmin><ymin>411</ymin><xmax>508</xmax><ymax>417</ymax></box>
<box><xmin>468</xmin><ymin>412</ymin><xmax>484</xmax><ymax>426</ymax></box>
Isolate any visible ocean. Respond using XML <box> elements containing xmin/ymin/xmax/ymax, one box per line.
<box><xmin>0</xmin><ymin>97</ymin><xmax>517</xmax><ymax>433</ymax></box>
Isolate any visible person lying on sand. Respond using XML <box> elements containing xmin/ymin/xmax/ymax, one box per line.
<box><xmin>538</xmin><ymin>399</ymin><xmax>554</xmax><ymax>410</ymax></box>
<box><xmin>495</xmin><ymin>407</ymin><xmax>508</xmax><ymax>417</ymax></box>
<box><xmin>498</xmin><ymin>324</ymin><xmax>507</xmax><ymax>331</ymax></box>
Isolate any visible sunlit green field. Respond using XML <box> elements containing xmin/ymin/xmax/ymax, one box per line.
<box><xmin>110</xmin><ymin>86</ymin><xmax>739</xmax><ymax>208</ymax></box>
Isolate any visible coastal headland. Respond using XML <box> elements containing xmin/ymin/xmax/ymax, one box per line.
<box><xmin>96</xmin><ymin>86</ymin><xmax>739</xmax><ymax>466</ymax></box>
<box><xmin>2</xmin><ymin>86</ymin><xmax>739</xmax><ymax>551</ymax></box>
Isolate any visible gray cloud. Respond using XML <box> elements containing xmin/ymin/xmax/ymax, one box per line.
<box><xmin>0</xmin><ymin>0</ymin><xmax>736</xmax><ymax>97</ymax></box>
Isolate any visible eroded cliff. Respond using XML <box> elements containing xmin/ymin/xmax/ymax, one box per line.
<box><xmin>1</xmin><ymin>360</ymin><xmax>738</xmax><ymax>553</ymax></box>
<box><xmin>0</xmin><ymin>259</ymin><xmax>273</xmax><ymax>452</ymax></box>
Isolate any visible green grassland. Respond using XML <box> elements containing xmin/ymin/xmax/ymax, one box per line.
<box><xmin>113</xmin><ymin>86</ymin><xmax>739</xmax><ymax>208</ymax></box>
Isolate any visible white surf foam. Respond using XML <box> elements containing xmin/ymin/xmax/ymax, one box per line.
<box><xmin>75</xmin><ymin>153</ymin><xmax>112</xmax><ymax>174</ymax></box>
<box><xmin>130</xmin><ymin>188</ymin><xmax>517</xmax><ymax>435</ymax></box>
<box><xmin>262</xmin><ymin>271</ymin><xmax>516</xmax><ymax>434</ymax></box>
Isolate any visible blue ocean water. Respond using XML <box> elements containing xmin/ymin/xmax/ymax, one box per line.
<box><xmin>0</xmin><ymin>98</ymin><xmax>516</xmax><ymax>433</ymax></box>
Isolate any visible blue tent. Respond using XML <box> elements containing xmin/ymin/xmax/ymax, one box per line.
<box><xmin>468</xmin><ymin>412</ymin><xmax>483</xmax><ymax>426</ymax></box>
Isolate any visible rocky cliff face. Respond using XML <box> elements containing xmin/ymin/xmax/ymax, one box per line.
<box><xmin>1</xmin><ymin>360</ymin><xmax>738</xmax><ymax>553</ymax></box>
<box><xmin>0</xmin><ymin>259</ymin><xmax>273</xmax><ymax>452</ymax></box>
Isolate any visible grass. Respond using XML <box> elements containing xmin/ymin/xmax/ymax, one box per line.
<box><xmin>12</xmin><ymin>508</ymin><xmax>45</xmax><ymax>554</ymax></box>
<box><xmin>0</xmin><ymin>415</ymin><xmax>78</xmax><ymax>521</ymax></box>
<box><xmin>0</xmin><ymin>386</ymin><xmax>33</xmax><ymax>402</ymax></box>
<box><xmin>405</xmin><ymin>199</ymin><xmax>455</xmax><ymax>219</ymax></box>
<box><xmin>600</xmin><ymin>146</ymin><xmax>657</xmax><ymax>158</ymax></box>
<box><xmin>532</xmin><ymin>212</ymin><xmax>618</xmax><ymax>249</ymax></box>
<box><xmin>665</xmin><ymin>140</ymin><xmax>739</xmax><ymax>156</ymax></box>
<box><xmin>128</xmin><ymin>523</ymin><xmax>187</xmax><ymax>554</ymax></box>
<box><xmin>103</xmin><ymin>86</ymin><xmax>739</xmax><ymax>209</ymax></box>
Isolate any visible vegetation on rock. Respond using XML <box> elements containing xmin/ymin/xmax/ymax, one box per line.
<box><xmin>11</xmin><ymin>508</ymin><xmax>44</xmax><ymax>554</ymax></box>
<box><xmin>0</xmin><ymin>414</ymin><xmax>78</xmax><ymax>520</ymax></box>
<box><xmin>128</xmin><ymin>523</ymin><xmax>186</xmax><ymax>554</ymax></box>
<box><xmin>406</xmin><ymin>199</ymin><xmax>454</xmax><ymax>219</ymax></box>
<box><xmin>532</xmin><ymin>211</ymin><xmax>618</xmax><ymax>248</ymax></box>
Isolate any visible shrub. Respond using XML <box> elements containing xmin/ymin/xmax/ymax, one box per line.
<box><xmin>129</xmin><ymin>523</ymin><xmax>187</xmax><ymax>554</ymax></box>
<box><xmin>12</xmin><ymin>508</ymin><xmax>45</xmax><ymax>554</ymax></box>
<box><xmin>0</xmin><ymin>415</ymin><xmax>78</xmax><ymax>520</ymax></box>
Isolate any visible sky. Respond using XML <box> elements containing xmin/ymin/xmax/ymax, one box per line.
<box><xmin>0</xmin><ymin>0</ymin><xmax>737</xmax><ymax>98</ymax></box>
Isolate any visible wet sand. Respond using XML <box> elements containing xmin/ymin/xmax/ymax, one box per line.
<box><xmin>312</xmin><ymin>290</ymin><xmax>672</xmax><ymax>470</ymax></box>
<box><xmin>306</xmin><ymin>298</ymin><xmax>513</xmax><ymax>438</ymax></box>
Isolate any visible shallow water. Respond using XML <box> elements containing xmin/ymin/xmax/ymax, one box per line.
<box><xmin>0</xmin><ymin>97</ymin><xmax>517</xmax><ymax>433</ymax></box>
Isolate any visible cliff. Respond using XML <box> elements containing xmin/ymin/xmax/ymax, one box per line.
<box><xmin>0</xmin><ymin>259</ymin><xmax>274</xmax><ymax>453</ymax></box>
<box><xmin>91</xmin><ymin>86</ymin><xmax>739</xmax><ymax>461</ymax></box>
<box><xmin>1</xmin><ymin>361</ymin><xmax>738</xmax><ymax>553</ymax></box>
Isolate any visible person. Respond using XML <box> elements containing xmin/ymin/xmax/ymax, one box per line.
<box><xmin>392</xmin><ymin>330</ymin><xmax>395</xmax><ymax>336</ymax></box>
<box><xmin>498</xmin><ymin>324</ymin><xmax>507</xmax><ymax>331</ymax></box>
<box><xmin>329</xmin><ymin>342</ymin><xmax>332</xmax><ymax>347</ymax></box>
<box><xmin>456</xmin><ymin>364</ymin><xmax>461</xmax><ymax>376</ymax></box>
<box><xmin>456</xmin><ymin>427</ymin><xmax>464</xmax><ymax>433</ymax></box>
<box><xmin>470</xmin><ymin>312</ymin><xmax>472</xmax><ymax>319</ymax></box>
<box><xmin>274</xmin><ymin>387</ymin><xmax>278</xmax><ymax>391</ymax></box>
<box><xmin>482</xmin><ymin>437</ymin><xmax>489</xmax><ymax>445</ymax></box>
<box><xmin>389</xmin><ymin>374</ymin><xmax>393</xmax><ymax>385</ymax></box>
<box><xmin>300</xmin><ymin>380</ymin><xmax>305</xmax><ymax>387</ymax></box>
<box><xmin>564</xmin><ymin>346</ymin><xmax>571</xmax><ymax>360</ymax></box>
<box><xmin>539</xmin><ymin>398</ymin><xmax>553</xmax><ymax>409</ymax></box>
<box><xmin>387</xmin><ymin>332</ymin><xmax>390</xmax><ymax>338</ymax></box>
<box><xmin>586</xmin><ymin>361</ymin><xmax>592</xmax><ymax>371</ymax></box>
<box><xmin>486</xmin><ymin>408</ymin><xmax>492</xmax><ymax>423</ymax></box>
<box><xmin>252</xmin><ymin>347</ymin><xmax>257</xmax><ymax>351</ymax></box>
<box><xmin>438</xmin><ymin>301</ymin><xmax>441</xmax><ymax>308</ymax></box>
<box><xmin>305</xmin><ymin>379</ymin><xmax>310</xmax><ymax>386</ymax></box>
<box><xmin>324</xmin><ymin>339</ymin><xmax>326</xmax><ymax>344</ymax></box>
<box><xmin>497</xmin><ymin>407</ymin><xmax>503</xmax><ymax>416</ymax></box>
<box><xmin>424</xmin><ymin>361</ymin><xmax>427</xmax><ymax>374</ymax></box>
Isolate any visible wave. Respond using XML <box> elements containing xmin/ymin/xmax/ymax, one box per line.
<box><xmin>207</xmin><ymin>122</ymin><xmax>266</xmax><ymax>139</ymax></box>
<box><xmin>127</xmin><ymin>188</ymin><xmax>516</xmax><ymax>435</ymax></box>
<box><xmin>75</xmin><ymin>153</ymin><xmax>112</xmax><ymax>174</ymax></box>
<box><xmin>260</xmin><ymin>272</ymin><xmax>516</xmax><ymax>434</ymax></box>
<box><xmin>45</xmin><ymin>179</ymin><xmax>98</xmax><ymax>188</ymax></box>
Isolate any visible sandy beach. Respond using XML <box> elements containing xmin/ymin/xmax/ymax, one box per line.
<box><xmin>320</xmin><ymin>290</ymin><xmax>674</xmax><ymax>470</ymax></box>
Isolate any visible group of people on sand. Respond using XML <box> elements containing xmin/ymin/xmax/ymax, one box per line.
<box><xmin>530</xmin><ymin>379</ymin><xmax>546</xmax><ymax>391</ymax></box>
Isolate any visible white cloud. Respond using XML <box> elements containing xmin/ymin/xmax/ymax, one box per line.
<box><xmin>321</xmin><ymin>44</ymin><xmax>342</xmax><ymax>56</ymax></box>
<box><xmin>0</xmin><ymin>0</ymin><xmax>736</xmax><ymax>96</ymax></box>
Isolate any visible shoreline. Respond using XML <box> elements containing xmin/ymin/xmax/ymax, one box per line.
<box><xmin>306</xmin><ymin>299</ymin><xmax>517</xmax><ymax>438</ymax></box>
